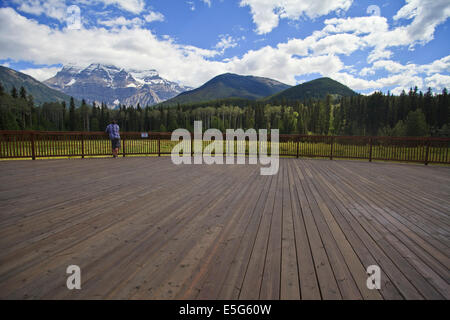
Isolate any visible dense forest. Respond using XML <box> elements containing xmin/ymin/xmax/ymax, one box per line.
<box><xmin>0</xmin><ymin>82</ymin><xmax>448</xmax><ymax>137</ymax></box>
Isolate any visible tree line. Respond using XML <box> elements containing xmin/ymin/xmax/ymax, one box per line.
<box><xmin>0</xmin><ymin>82</ymin><xmax>448</xmax><ymax>137</ymax></box>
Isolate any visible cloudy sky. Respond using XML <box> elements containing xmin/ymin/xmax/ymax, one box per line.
<box><xmin>0</xmin><ymin>0</ymin><xmax>449</xmax><ymax>94</ymax></box>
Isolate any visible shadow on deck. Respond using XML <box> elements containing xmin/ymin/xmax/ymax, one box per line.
<box><xmin>0</xmin><ymin>158</ymin><xmax>449</xmax><ymax>299</ymax></box>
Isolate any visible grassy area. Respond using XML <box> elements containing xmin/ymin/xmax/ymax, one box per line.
<box><xmin>1</xmin><ymin>137</ymin><xmax>448</xmax><ymax>164</ymax></box>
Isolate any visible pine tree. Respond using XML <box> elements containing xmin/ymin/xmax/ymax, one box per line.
<box><xmin>437</xmin><ymin>88</ymin><xmax>448</xmax><ymax>128</ymax></box>
<box><xmin>405</xmin><ymin>109</ymin><xmax>428</xmax><ymax>136</ymax></box>
<box><xmin>28</xmin><ymin>94</ymin><xmax>35</xmax><ymax>129</ymax></box>
<box><xmin>60</xmin><ymin>101</ymin><xmax>66</xmax><ymax>130</ymax></box>
<box><xmin>69</xmin><ymin>97</ymin><xmax>76</xmax><ymax>131</ymax></box>
<box><xmin>80</xmin><ymin>99</ymin><xmax>89</xmax><ymax>131</ymax></box>
<box><xmin>19</xmin><ymin>86</ymin><xmax>27</xmax><ymax>99</ymax></box>
<box><xmin>11</xmin><ymin>86</ymin><xmax>18</xmax><ymax>98</ymax></box>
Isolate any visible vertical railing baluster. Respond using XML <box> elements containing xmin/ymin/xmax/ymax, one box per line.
<box><xmin>330</xmin><ymin>136</ymin><xmax>334</xmax><ymax>160</ymax></box>
<box><xmin>81</xmin><ymin>133</ymin><xmax>85</xmax><ymax>159</ymax></box>
<box><xmin>158</xmin><ymin>134</ymin><xmax>161</xmax><ymax>157</ymax></box>
<box><xmin>123</xmin><ymin>135</ymin><xmax>126</xmax><ymax>157</ymax></box>
<box><xmin>424</xmin><ymin>138</ymin><xmax>430</xmax><ymax>165</ymax></box>
<box><xmin>31</xmin><ymin>132</ymin><xmax>36</xmax><ymax>160</ymax></box>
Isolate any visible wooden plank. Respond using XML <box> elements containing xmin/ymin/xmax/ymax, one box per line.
<box><xmin>291</xmin><ymin>161</ymin><xmax>342</xmax><ymax>300</ymax></box>
<box><xmin>305</xmin><ymin>160</ymin><xmax>403</xmax><ymax>299</ymax></box>
<box><xmin>319</xmin><ymin>160</ymin><xmax>444</xmax><ymax>299</ymax></box>
<box><xmin>0</xmin><ymin>157</ymin><xmax>449</xmax><ymax>300</ymax></box>
<box><xmin>298</xmin><ymin>162</ymin><xmax>362</xmax><ymax>300</ymax></box>
<box><xmin>236</xmin><ymin>174</ymin><xmax>278</xmax><ymax>299</ymax></box>
<box><xmin>258</xmin><ymin>165</ymin><xmax>283</xmax><ymax>299</ymax></box>
<box><xmin>1</xmin><ymin>164</ymin><xmax>242</xmax><ymax>298</ymax></box>
<box><xmin>280</xmin><ymin>162</ymin><xmax>300</xmax><ymax>299</ymax></box>
<box><xmin>182</xmin><ymin>167</ymin><xmax>267</xmax><ymax>300</ymax></box>
<box><xmin>301</xmin><ymin>160</ymin><xmax>382</xmax><ymax>300</ymax></box>
<box><xmin>286</xmin><ymin>160</ymin><xmax>321</xmax><ymax>299</ymax></box>
<box><xmin>145</xmin><ymin>166</ymin><xmax>263</xmax><ymax>300</ymax></box>
<box><xmin>218</xmin><ymin>173</ymin><xmax>273</xmax><ymax>300</ymax></box>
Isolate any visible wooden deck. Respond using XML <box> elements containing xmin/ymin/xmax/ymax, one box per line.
<box><xmin>0</xmin><ymin>157</ymin><xmax>449</xmax><ymax>300</ymax></box>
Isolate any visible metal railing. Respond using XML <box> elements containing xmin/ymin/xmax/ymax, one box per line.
<box><xmin>0</xmin><ymin>130</ymin><xmax>449</xmax><ymax>165</ymax></box>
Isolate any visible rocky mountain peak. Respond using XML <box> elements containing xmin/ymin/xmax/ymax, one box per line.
<box><xmin>44</xmin><ymin>63</ymin><xmax>190</xmax><ymax>108</ymax></box>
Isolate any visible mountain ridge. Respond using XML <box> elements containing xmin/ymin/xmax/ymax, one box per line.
<box><xmin>159</xmin><ymin>73</ymin><xmax>291</xmax><ymax>106</ymax></box>
<box><xmin>0</xmin><ymin>66</ymin><xmax>76</xmax><ymax>105</ymax></box>
<box><xmin>44</xmin><ymin>63</ymin><xmax>191</xmax><ymax>108</ymax></box>
<box><xmin>265</xmin><ymin>77</ymin><xmax>358</xmax><ymax>102</ymax></box>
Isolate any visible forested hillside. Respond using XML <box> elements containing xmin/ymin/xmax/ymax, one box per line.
<box><xmin>266</xmin><ymin>77</ymin><xmax>357</xmax><ymax>103</ymax></box>
<box><xmin>159</xmin><ymin>73</ymin><xmax>290</xmax><ymax>106</ymax></box>
<box><xmin>0</xmin><ymin>66</ymin><xmax>74</xmax><ymax>105</ymax></box>
<box><xmin>0</xmin><ymin>81</ymin><xmax>448</xmax><ymax>137</ymax></box>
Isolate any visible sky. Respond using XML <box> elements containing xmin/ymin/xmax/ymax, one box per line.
<box><xmin>0</xmin><ymin>0</ymin><xmax>449</xmax><ymax>94</ymax></box>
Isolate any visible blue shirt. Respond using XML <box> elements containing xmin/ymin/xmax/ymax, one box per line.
<box><xmin>105</xmin><ymin>124</ymin><xmax>120</xmax><ymax>139</ymax></box>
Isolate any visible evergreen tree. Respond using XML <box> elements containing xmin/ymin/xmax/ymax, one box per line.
<box><xmin>80</xmin><ymin>99</ymin><xmax>89</xmax><ymax>131</ymax></box>
<box><xmin>28</xmin><ymin>94</ymin><xmax>35</xmax><ymax>129</ymax></box>
<box><xmin>11</xmin><ymin>86</ymin><xmax>18</xmax><ymax>98</ymax></box>
<box><xmin>19</xmin><ymin>86</ymin><xmax>27</xmax><ymax>100</ymax></box>
<box><xmin>392</xmin><ymin>120</ymin><xmax>406</xmax><ymax>136</ymax></box>
<box><xmin>167</xmin><ymin>110</ymin><xmax>178</xmax><ymax>132</ymax></box>
<box><xmin>60</xmin><ymin>101</ymin><xmax>66</xmax><ymax>130</ymax></box>
<box><xmin>437</xmin><ymin>88</ymin><xmax>449</xmax><ymax>128</ymax></box>
<box><xmin>69</xmin><ymin>97</ymin><xmax>76</xmax><ymax>131</ymax></box>
<box><xmin>405</xmin><ymin>109</ymin><xmax>428</xmax><ymax>136</ymax></box>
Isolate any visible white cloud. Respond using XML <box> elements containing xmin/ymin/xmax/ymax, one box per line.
<box><xmin>94</xmin><ymin>0</ymin><xmax>145</xmax><ymax>14</ymax></box>
<box><xmin>330</xmin><ymin>72</ymin><xmax>379</xmax><ymax>91</ymax></box>
<box><xmin>14</xmin><ymin>0</ymin><xmax>148</xmax><ymax>20</ymax></box>
<box><xmin>276</xmin><ymin>31</ymin><xmax>364</xmax><ymax>59</ymax></box>
<box><xmin>323</xmin><ymin>16</ymin><xmax>388</xmax><ymax>35</ymax></box>
<box><xmin>240</xmin><ymin>0</ymin><xmax>353</xmax><ymax>34</ymax></box>
<box><xmin>358</xmin><ymin>56</ymin><xmax>450</xmax><ymax>79</ymax></box>
<box><xmin>229</xmin><ymin>47</ymin><xmax>344</xmax><ymax>85</ymax></box>
<box><xmin>393</xmin><ymin>0</ymin><xmax>450</xmax><ymax>45</ymax></box>
<box><xmin>14</xmin><ymin>0</ymin><xmax>67</xmax><ymax>21</ymax></box>
<box><xmin>367</xmin><ymin>48</ymin><xmax>392</xmax><ymax>63</ymax></box>
<box><xmin>419</xmin><ymin>55</ymin><xmax>450</xmax><ymax>75</ymax></box>
<box><xmin>98</xmin><ymin>16</ymin><xmax>143</xmax><ymax>27</ymax></box>
<box><xmin>424</xmin><ymin>74</ymin><xmax>450</xmax><ymax>91</ymax></box>
<box><xmin>324</xmin><ymin>0</ymin><xmax>450</xmax><ymax>63</ymax></box>
<box><xmin>0</xmin><ymin>4</ymin><xmax>448</xmax><ymax>94</ymax></box>
<box><xmin>371</xmin><ymin>60</ymin><xmax>411</xmax><ymax>74</ymax></box>
<box><xmin>202</xmin><ymin>0</ymin><xmax>212</xmax><ymax>7</ymax></box>
<box><xmin>20</xmin><ymin>66</ymin><xmax>62</xmax><ymax>81</ymax></box>
<box><xmin>215</xmin><ymin>35</ymin><xmax>239</xmax><ymax>53</ymax></box>
<box><xmin>310</xmin><ymin>33</ymin><xmax>363</xmax><ymax>56</ymax></box>
<box><xmin>0</xmin><ymin>7</ymin><xmax>222</xmax><ymax>87</ymax></box>
<box><xmin>187</xmin><ymin>1</ymin><xmax>195</xmax><ymax>11</ymax></box>
<box><xmin>144</xmin><ymin>11</ymin><xmax>165</xmax><ymax>23</ymax></box>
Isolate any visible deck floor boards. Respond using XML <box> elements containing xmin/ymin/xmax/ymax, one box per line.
<box><xmin>0</xmin><ymin>157</ymin><xmax>449</xmax><ymax>299</ymax></box>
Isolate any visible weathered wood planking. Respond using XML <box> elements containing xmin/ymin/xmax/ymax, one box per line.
<box><xmin>0</xmin><ymin>158</ymin><xmax>449</xmax><ymax>300</ymax></box>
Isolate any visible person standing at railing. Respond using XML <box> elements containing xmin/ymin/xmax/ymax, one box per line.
<box><xmin>105</xmin><ymin>120</ymin><xmax>120</xmax><ymax>158</ymax></box>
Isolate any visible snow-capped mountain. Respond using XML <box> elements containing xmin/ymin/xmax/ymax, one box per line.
<box><xmin>44</xmin><ymin>63</ymin><xmax>190</xmax><ymax>107</ymax></box>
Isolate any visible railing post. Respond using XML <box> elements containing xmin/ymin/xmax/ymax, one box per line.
<box><xmin>296</xmin><ymin>135</ymin><xmax>300</xmax><ymax>158</ymax></box>
<box><xmin>158</xmin><ymin>134</ymin><xmax>161</xmax><ymax>157</ymax></box>
<box><xmin>123</xmin><ymin>135</ymin><xmax>126</xmax><ymax>157</ymax></box>
<box><xmin>369</xmin><ymin>137</ymin><xmax>373</xmax><ymax>162</ymax></box>
<box><xmin>424</xmin><ymin>138</ymin><xmax>430</xmax><ymax>165</ymax></box>
<box><xmin>191</xmin><ymin>133</ymin><xmax>194</xmax><ymax>157</ymax></box>
<box><xmin>81</xmin><ymin>133</ymin><xmax>85</xmax><ymax>159</ymax></box>
<box><xmin>330</xmin><ymin>136</ymin><xmax>334</xmax><ymax>160</ymax></box>
<box><xmin>31</xmin><ymin>132</ymin><xmax>36</xmax><ymax>160</ymax></box>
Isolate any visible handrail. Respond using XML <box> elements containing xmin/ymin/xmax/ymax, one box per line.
<box><xmin>0</xmin><ymin>130</ymin><xmax>449</xmax><ymax>141</ymax></box>
<box><xmin>0</xmin><ymin>130</ymin><xmax>449</xmax><ymax>165</ymax></box>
